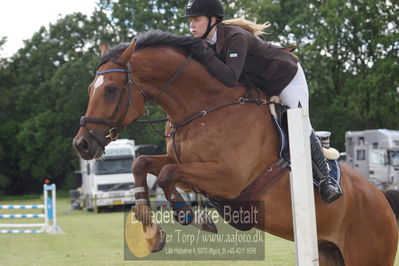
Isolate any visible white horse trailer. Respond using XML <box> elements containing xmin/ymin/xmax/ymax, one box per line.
<box><xmin>73</xmin><ymin>139</ymin><xmax>157</xmax><ymax>212</ymax></box>
<box><xmin>345</xmin><ymin>129</ymin><xmax>399</xmax><ymax>187</ymax></box>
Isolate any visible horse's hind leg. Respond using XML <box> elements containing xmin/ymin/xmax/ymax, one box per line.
<box><xmin>341</xmin><ymin>219</ymin><xmax>397</xmax><ymax>266</ymax></box>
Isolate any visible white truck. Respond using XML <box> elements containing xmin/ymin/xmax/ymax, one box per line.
<box><xmin>345</xmin><ymin>129</ymin><xmax>399</xmax><ymax>187</ymax></box>
<box><xmin>72</xmin><ymin>139</ymin><xmax>157</xmax><ymax>212</ymax></box>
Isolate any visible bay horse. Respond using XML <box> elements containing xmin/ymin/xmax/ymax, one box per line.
<box><xmin>72</xmin><ymin>30</ymin><xmax>399</xmax><ymax>265</ymax></box>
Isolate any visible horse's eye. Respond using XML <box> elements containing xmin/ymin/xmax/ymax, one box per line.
<box><xmin>107</xmin><ymin>86</ymin><xmax>117</xmax><ymax>94</ymax></box>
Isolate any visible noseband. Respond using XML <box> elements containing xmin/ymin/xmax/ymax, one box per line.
<box><xmin>79</xmin><ymin>62</ymin><xmax>134</xmax><ymax>150</ymax></box>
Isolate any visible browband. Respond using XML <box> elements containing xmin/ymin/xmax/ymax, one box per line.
<box><xmin>96</xmin><ymin>69</ymin><xmax>129</xmax><ymax>75</ymax></box>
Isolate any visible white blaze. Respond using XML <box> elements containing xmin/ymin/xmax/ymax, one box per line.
<box><xmin>93</xmin><ymin>75</ymin><xmax>104</xmax><ymax>93</ymax></box>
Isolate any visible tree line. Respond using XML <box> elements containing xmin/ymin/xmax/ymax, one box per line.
<box><xmin>0</xmin><ymin>0</ymin><xmax>398</xmax><ymax>195</ymax></box>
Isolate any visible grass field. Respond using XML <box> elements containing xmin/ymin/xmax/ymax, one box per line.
<box><xmin>0</xmin><ymin>196</ymin><xmax>398</xmax><ymax>266</ymax></box>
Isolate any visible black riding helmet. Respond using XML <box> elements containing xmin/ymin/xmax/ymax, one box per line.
<box><xmin>182</xmin><ymin>0</ymin><xmax>224</xmax><ymax>39</ymax></box>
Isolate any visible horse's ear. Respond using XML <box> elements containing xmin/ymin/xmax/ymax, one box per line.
<box><xmin>100</xmin><ymin>44</ymin><xmax>109</xmax><ymax>57</ymax></box>
<box><xmin>120</xmin><ymin>39</ymin><xmax>137</xmax><ymax>65</ymax></box>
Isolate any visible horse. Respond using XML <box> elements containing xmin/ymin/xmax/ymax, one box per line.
<box><xmin>72</xmin><ymin>30</ymin><xmax>399</xmax><ymax>265</ymax></box>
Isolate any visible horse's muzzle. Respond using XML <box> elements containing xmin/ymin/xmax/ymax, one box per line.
<box><xmin>72</xmin><ymin>134</ymin><xmax>104</xmax><ymax>160</ymax></box>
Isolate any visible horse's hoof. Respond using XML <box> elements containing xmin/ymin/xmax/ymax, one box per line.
<box><xmin>144</xmin><ymin>223</ymin><xmax>166</xmax><ymax>252</ymax></box>
<box><xmin>191</xmin><ymin>209</ymin><xmax>218</xmax><ymax>234</ymax></box>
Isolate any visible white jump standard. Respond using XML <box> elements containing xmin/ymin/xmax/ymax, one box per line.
<box><xmin>0</xmin><ymin>184</ymin><xmax>63</xmax><ymax>234</ymax></box>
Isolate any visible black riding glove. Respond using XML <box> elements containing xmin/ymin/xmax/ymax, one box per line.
<box><xmin>190</xmin><ymin>40</ymin><xmax>215</xmax><ymax>64</ymax></box>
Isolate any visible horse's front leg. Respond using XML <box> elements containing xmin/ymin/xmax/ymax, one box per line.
<box><xmin>157</xmin><ymin>162</ymin><xmax>244</xmax><ymax>233</ymax></box>
<box><xmin>131</xmin><ymin>154</ymin><xmax>173</xmax><ymax>252</ymax></box>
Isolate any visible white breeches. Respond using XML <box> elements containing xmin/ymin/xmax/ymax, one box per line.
<box><xmin>279</xmin><ymin>63</ymin><xmax>313</xmax><ymax>136</ymax></box>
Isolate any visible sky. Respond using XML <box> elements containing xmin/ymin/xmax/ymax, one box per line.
<box><xmin>0</xmin><ymin>0</ymin><xmax>98</xmax><ymax>58</ymax></box>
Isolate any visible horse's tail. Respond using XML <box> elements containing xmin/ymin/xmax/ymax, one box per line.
<box><xmin>383</xmin><ymin>190</ymin><xmax>399</xmax><ymax>222</ymax></box>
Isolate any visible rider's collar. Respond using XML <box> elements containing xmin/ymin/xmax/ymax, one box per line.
<box><xmin>206</xmin><ymin>30</ymin><xmax>217</xmax><ymax>45</ymax></box>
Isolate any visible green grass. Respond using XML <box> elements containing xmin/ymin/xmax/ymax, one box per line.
<box><xmin>0</xmin><ymin>196</ymin><xmax>397</xmax><ymax>266</ymax></box>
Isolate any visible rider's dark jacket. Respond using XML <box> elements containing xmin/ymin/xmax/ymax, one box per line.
<box><xmin>203</xmin><ymin>23</ymin><xmax>298</xmax><ymax>96</ymax></box>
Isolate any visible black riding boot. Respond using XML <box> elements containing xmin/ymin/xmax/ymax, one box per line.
<box><xmin>310</xmin><ymin>131</ymin><xmax>343</xmax><ymax>204</ymax></box>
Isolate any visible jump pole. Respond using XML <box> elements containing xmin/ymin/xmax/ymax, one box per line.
<box><xmin>287</xmin><ymin>108</ymin><xmax>319</xmax><ymax>266</ymax></box>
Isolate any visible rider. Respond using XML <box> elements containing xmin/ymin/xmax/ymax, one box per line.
<box><xmin>182</xmin><ymin>0</ymin><xmax>342</xmax><ymax>204</ymax></box>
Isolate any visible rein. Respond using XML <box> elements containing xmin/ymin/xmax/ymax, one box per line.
<box><xmin>132</xmin><ymin>54</ymin><xmax>194</xmax><ymax>138</ymax></box>
<box><xmin>167</xmin><ymin>96</ymin><xmax>272</xmax><ymax>163</ymax></box>
<box><xmin>169</xmin><ymin>97</ymin><xmax>269</xmax><ymax>135</ymax></box>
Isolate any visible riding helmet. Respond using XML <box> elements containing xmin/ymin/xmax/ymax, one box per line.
<box><xmin>183</xmin><ymin>0</ymin><xmax>224</xmax><ymax>18</ymax></box>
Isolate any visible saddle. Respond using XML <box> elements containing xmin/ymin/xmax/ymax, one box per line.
<box><xmin>209</xmin><ymin>96</ymin><xmax>342</xmax><ymax>231</ymax></box>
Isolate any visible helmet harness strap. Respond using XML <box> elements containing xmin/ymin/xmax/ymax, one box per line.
<box><xmin>200</xmin><ymin>15</ymin><xmax>221</xmax><ymax>39</ymax></box>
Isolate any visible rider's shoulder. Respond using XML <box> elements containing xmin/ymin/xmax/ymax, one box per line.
<box><xmin>219</xmin><ymin>23</ymin><xmax>253</xmax><ymax>41</ymax></box>
<box><xmin>220</xmin><ymin>23</ymin><xmax>249</xmax><ymax>34</ymax></box>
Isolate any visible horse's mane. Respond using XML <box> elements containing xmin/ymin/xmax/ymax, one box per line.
<box><xmin>98</xmin><ymin>30</ymin><xmax>205</xmax><ymax>69</ymax></box>
<box><xmin>135</xmin><ymin>30</ymin><xmax>202</xmax><ymax>54</ymax></box>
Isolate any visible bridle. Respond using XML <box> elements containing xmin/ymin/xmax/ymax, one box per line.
<box><xmin>79</xmin><ymin>59</ymin><xmax>135</xmax><ymax>150</ymax></box>
<box><xmin>79</xmin><ymin>51</ymin><xmax>193</xmax><ymax>151</ymax></box>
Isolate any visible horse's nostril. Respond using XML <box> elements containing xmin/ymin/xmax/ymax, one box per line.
<box><xmin>79</xmin><ymin>138</ymin><xmax>89</xmax><ymax>151</ymax></box>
